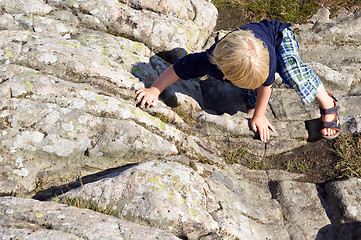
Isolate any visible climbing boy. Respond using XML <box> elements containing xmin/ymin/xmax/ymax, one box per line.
<box><xmin>135</xmin><ymin>19</ymin><xmax>340</xmax><ymax>142</ymax></box>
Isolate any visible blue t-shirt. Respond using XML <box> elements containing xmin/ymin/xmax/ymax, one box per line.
<box><xmin>173</xmin><ymin>19</ymin><xmax>291</xmax><ymax>87</ymax></box>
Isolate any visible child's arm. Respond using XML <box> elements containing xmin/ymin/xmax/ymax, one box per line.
<box><xmin>250</xmin><ymin>85</ymin><xmax>275</xmax><ymax>142</ymax></box>
<box><xmin>135</xmin><ymin>65</ymin><xmax>179</xmax><ymax>108</ymax></box>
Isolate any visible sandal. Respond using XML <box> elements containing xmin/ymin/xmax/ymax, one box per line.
<box><xmin>320</xmin><ymin>92</ymin><xmax>340</xmax><ymax>140</ymax></box>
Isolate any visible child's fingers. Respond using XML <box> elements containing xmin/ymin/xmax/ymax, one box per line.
<box><xmin>251</xmin><ymin>123</ymin><xmax>257</xmax><ymax>132</ymax></box>
<box><xmin>140</xmin><ymin>95</ymin><xmax>149</xmax><ymax>108</ymax></box>
<box><xmin>259</xmin><ymin>129</ymin><xmax>265</xmax><ymax>142</ymax></box>
<box><xmin>135</xmin><ymin>89</ymin><xmax>144</xmax><ymax>95</ymax></box>
<box><xmin>145</xmin><ymin>96</ymin><xmax>157</xmax><ymax>108</ymax></box>
<box><xmin>145</xmin><ymin>99</ymin><xmax>154</xmax><ymax>108</ymax></box>
<box><xmin>149</xmin><ymin>99</ymin><xmax>158</xmax><ymax>107</ymax></box>
<box><xmin>259</xmin><ymin>130</ymin><xmax>264</xmax><ymax>142</ymax></box>
<box><xmin>268</xmin><ymin>123</ymin><xmax>275</xmax><ymax>132</ymax></box>
<box><xmin>262</xmin><ymin>128</ymin><xmax>269</xmax><ymax>143</ymax></box>
<box><xmin>136</xmin><ymin>90</ymin><xmax>145</xmax><ymax>100</ymax></box>
<box><xmin>265</xmin><ymin>128</ymin><xmax>270</xmax><ymax>142</ymax></box>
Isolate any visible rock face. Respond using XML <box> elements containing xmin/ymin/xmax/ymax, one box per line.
<box><xmin>58</xmin><ymin>161</ymin><xmax>220</xmax><ymax>238</ymax></box>
<box><xmin>0</xmin><ymin>0</ymin><xmax>360</xmax><ymax>239</ymax></box>
<box><xmin>0</xmin><ymin>196</ymin><xmax>181</xmax><ymax>240</ymax></box>
<box><xmin>296</xmin><ymin>7</ymin><xmax>361</xmax><ymax>91</ymax></box>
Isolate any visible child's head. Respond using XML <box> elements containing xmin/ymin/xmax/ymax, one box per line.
<box><xmin>210</xmin><ymin>30</ymin><xmax>269</xmax><ymax>89</ymax></box>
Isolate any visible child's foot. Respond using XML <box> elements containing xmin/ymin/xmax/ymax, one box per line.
<box><xmin>320</xmin><ymin>93</ymin><xmax>340</xmax><ymax>139</ymax></box>
<box><xmin>321</xmin><ymin>113</ymin><xmax>338</xmax><ymax>136</ymax></box>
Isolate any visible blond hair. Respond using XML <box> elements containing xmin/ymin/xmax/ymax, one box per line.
<box><xmin>210</xmin><ymin>30</ymin><xmax>269</xmax><ymax>89</ymax></box>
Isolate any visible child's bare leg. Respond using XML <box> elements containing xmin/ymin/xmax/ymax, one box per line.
<box><xmin>315</xmin><ymin>85</ymin><xmax>337</xmax><ymax>136</ymax></box>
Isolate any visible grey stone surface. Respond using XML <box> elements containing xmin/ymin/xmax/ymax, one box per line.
<box><xmin>326</xmin><ymin>178</ymin><xmax>361</xmax><ymax>223</ymax></box>
<box><xmin>46</xmin><ymin>0</ymin><xmax>217</xmax><ymax>58</ymax></box>
<box><xmin>204</xmin><ymin>166</ymin><xmax>290</xmax><ymax>240</ymax></box>
<box><xmin>270</xmin><ymin>88</ymin><xmax>319</xmax><ymax>121</ymax></box>
<box><xmin>57</xmin><ymin>161</ymin><xmax>219</xmax><ymax>238</ymax></box>
<box><xmin>274</xmin><ymin>180</ymin><xmax>336</xmax><ymax>240</ymax></box>
<box><xmin>0</xmin><ymin>1</ymin><xmax>360</xmax><ymax>239</ymax></box>
<box><xmin>0</xmin><ymin>196</ymin><xmax>180</xmax><ymax>240</ymax></box>
<box><xmin>296</xmin><ymin>10</ymin><xmax>361</xmax><ymax>90</ymax></box>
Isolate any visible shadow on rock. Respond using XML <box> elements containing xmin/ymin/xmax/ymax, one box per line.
<box><xmin>32</xmin><ymin>163</ymin><xmax>138</xmax><ymax>201</ymax></box>
<box><xmin>305</xmin><ymin>118</ymin><xmax>324</xmax><ymax>142</ymax></box>
<box><xmin>316</xmin><ymin>222</ymin><xmax>361</xmax><ymax>240</ymax></box>
<box><xmin>199</xmin><ymin>76</ymin><xmax>248</xmax><ymax>115</ymax></box>
<box><xmin>156</xmin><ymin>47</ymin><xmax>188</xmax><ymax>64</ymax></box>
<box><xmin>131</xmin><ymin>50</ymin><xmax>249</xmax><ymax>115</ymax></box>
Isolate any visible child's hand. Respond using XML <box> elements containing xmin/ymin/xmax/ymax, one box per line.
<box><xmin>251</xmin><ymin>115</ymin><xmax>275</xmax><ymax>143</ymax></box>
<box><xmin>135</xmin><ymin>87</ymin><xmax>160</xmax><ymax>108</ymax></box>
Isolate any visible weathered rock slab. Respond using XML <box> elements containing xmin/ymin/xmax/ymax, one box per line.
<box><xmin>326</xmin><ymin>178</ymin><xmax>361</xmax><ymax>223</ymax></box>
<box><xmin>57</xmin><ymin>160</ymin><xmax>220</xmax><ymax>238</ymax></box>
<box><xmin>46</xmin><ymin>0</ymin><xmax>217</xmax><ymax>56</ymax></box>
<box><xmin>204</xmin><ymin>166</ymin><xmax>290</xmax><ymax>240</ymax></box>
<box><xmin>296</xmin><ymin>10</ymin><xmax>361</xmax><ymax>88</ymax></box>
<box><xmin>0</xmin><ymin>1</ymin><xmax>361</xmax><ymax>240</ymax></box>
<box><xmin>274</xmin><ymin>180</ymin><xmax>336</xmax><ymax>240</ymax></box>
<box><xmin>0</xmin><ymin>196</ymin><xmax>180</xmax><ymax>240</ymax></box>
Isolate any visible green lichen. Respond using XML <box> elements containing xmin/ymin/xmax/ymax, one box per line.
<box><xmin>95</xmin><ymin>96</ymin><xmax>108</xmax><ymax>103</ymax></box>
<box><xmin>103</xmin><ymin>59</ymin><xmax>111</xmax><ymax>68</ymax></box>
<box><xmin>165</xmin><ymin>168</ymin><xmax>173</xmax><ymax>173</ymax></box>
<box><xmin>57</xmin><ymin>41</ymin><xmax>80</xmax><ymax>48</ymax></box>
<box><xmin>76</xmin><ymin>34</ymin><xmax>105</xmax><ymax>45</ymax></box>
<box><xmin>189</xmin><ymin>206</ymin><xmax>198</xmax><ymax>218</ymax></box>
<box><xmin>76</xmin><ymin>36</ymin><xmax>89</xmax><ymax>45</ymax></box>
<box><xmin>118</xmin><ymin>103</ymin><xmax>126</xmax><ymax>108</ymax></box>
<box><xmin>157</xmin><ymin>120</ymin><xmax>167</xmax><ymax>132</ymax></box>
<box><xmin>130</xmin><ymin>108</ymin><xmax>144</xmax><ymax>117</ymax></box>
<box><xmin>159</xmin><ymin>184</ymin><xmax>167</xmax><ymax>190</ymax></box>
<box><xmin>25</xmin><ymin>81</ymin><xmax>34</xmax><ymax>90</ymax></box>
<box><xmin>23</xmin><ymin>72</ymin><xmax>42</xmax><ymax>79</ymax></box>
<box><xmin>120</xmin><ymin>45</ymin><xmax>142</xmax><ymax>63</ymax></box>
<box><xmin>149</xmin><ymin>175</ymin><xmax>160</xmax><ymax>183</ymax></box>
<box><xmin>151</xmin><ymin>186</ymin><xmax>160</xmax><ymax>191</ymax></box>
<box><xmin>137</xmin><ymin>111</ymin><xmax>167</xmax><ymax>132</ymax></box>
<box><xmin>132</xmin><ymin>42</ymin><xmax>144</xmax><ymax>53</ymax></box>
<box><xmin>116</xmin><ymin>99</ymin><xmax>127</xmax><ymax>108</ymax></box>
<box><xmin>167</xmin><ymin>190</ymin><xmax>175</xmax><ymax>198</ymax></box>
<box><xmin>116</xmin><ymin>2</ymin><xmax>128</xmax><ymax>8</ymax></box>
<box><xmin>5</xmin><ymin>51</ymin><xmax>13</xmax><ymax>58</ymax></box>
<box><xmin>128</xmin><ymin>75</ymin><xmax>137</xmax><ymax>82</ymax></box>
<box><xmin>171</xmin><ymin>174</ymin><xmax>180</xmax><ymax>183</ymax></box>
<box><xmin>174</xmin><ymin>20</ymin><xmax>195</xmax><ymax>51</ymax></box>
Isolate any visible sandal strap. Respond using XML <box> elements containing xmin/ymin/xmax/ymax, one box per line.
<box><xmin>320</xmin><ymin>92</ymin><xmax>341</xmax><ymax>136</ymax></box>
<box><xmin>327</xmin><ymin>92</ymin><xmax>339</xmax><ymax>103</ymax></box>
<box><xmin>321</xmin><ymin>120</ymin><xmax>340</xmax><ymax>130</ymax></box>
<box><xmin>320</xmin><ymin>105</ymin><xmax>340</xmax><ymax>115</ymax></box>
